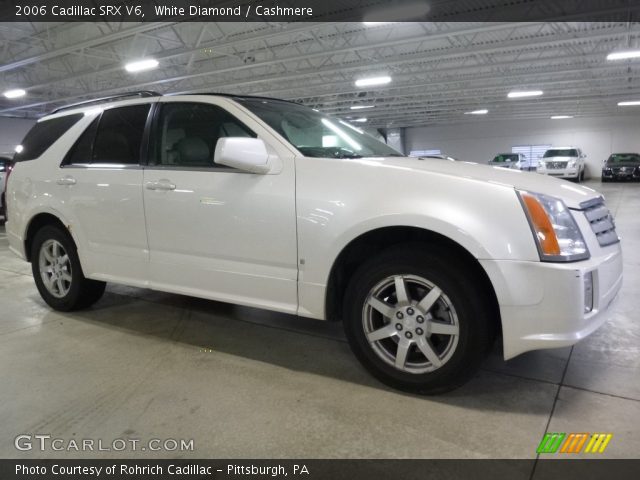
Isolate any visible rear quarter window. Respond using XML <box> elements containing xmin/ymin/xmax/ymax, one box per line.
<box><xmin>14</xmin><ymin>114</ymin><xmax>83</xmax><ymax>161</ymax></box>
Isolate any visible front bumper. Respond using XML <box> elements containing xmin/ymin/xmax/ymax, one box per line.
<box><xmin>537</xmin><ymin>167</ymin><xmax>579</xmax><ymax>179</ymax></box>
<box><xmin>602</xmin><ymin>168</ymin><xmax>640</xmax><ymax>181</ymax></box>
<box><xmin>480</xmin><ymin>245</ymin><xmax>623</xmax><ymax>359</ymax></box>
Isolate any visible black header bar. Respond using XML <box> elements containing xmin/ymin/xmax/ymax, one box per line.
<box><xmin>1</xmin><ymin>0</ymin><xmax>639</xmax><ymax>22</ymax></box>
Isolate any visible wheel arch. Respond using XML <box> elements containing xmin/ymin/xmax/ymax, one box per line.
<box><xmin>24</xmin><ymin>212</ymin><xmax>75</xmax><ymax>262</ymax></box>
<box><xmin>324</xmin><ymin>226</ymin><xmax>501</xmax><ymax>337</ymax></box>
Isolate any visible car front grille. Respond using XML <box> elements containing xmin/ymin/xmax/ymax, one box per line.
<box><xmin>611</xmin><ymin>166</ymin><xmax>638</xmax><ymax>175</ymax></box>
<box><xmin>580</xmin><ymin>198</ymin><xmax>619</xmax><ymax>247</ymax></box>
<box><xmin>547</xmin><ymin>161</ymin><xmax>568</xmax><ymax>169</ymax></box>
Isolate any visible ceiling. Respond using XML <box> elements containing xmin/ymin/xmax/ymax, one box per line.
<box><xmin>1</xmin><ymin>18</ymin><xmax>639</xmax><ymax>127</ymax></box>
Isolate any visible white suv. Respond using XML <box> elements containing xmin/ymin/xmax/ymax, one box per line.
<box><xmin>537</xmin><ymin>147</ymin><xmax>586</xmax><ymax>181</ymax></box>
<box><xmin>5</xmin><ymin>93</ymin><xmax>623</xmax><ymax>394</ymax></box>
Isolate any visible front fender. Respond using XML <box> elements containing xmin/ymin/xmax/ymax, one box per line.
<box><xmin>295</xmin><ymin>156</ymin><xmax>539</xmax><ymax>319</ymax></box>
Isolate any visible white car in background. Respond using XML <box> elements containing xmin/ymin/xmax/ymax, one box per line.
<box><xmin>489</xmin><ymin>153</ymin><xmax>530</xmax><ymax>170</ymax></box>
<box><xmin>537</xmin><ymin>147</ymin><xmax>586</xmax><ymax>182</ymax></box>
<box><xmin>5</xmin><ymin>93</ymin><xmax>622</xmax><ymax>394</ymax></box>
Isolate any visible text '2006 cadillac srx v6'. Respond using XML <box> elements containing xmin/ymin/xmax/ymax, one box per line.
<box><xmin>5</xmin><ymin>93</ymin><xmax>623</xmax><ymax>394</ymax></box>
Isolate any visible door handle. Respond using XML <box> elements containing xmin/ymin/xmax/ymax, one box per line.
<box><xmin>56</xmin><ymin>176</ymin><xmax>76</xmax><ymax>186</ymax></box>
<box><xmin>145</xmin><ymin>180</ymin><xmax>176</xmax><ymax>191</ymax></box>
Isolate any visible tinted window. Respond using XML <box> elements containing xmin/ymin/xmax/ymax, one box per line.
<box><xmin>608</xmin><ymin>153</ymin><xmax>640</xmax><ymax>163</ymax></box>
<box><xmin>64</xmin><ymin>117</ymin><xmax>100</xmax><ymax>165</ymax></box>
<box><xmin>492</xmin><ymin>154</ymin><xmax>518</xmax><ymax>162</ymax></box>
<box><xmin>544</xmin><ymin>149</ymin><xmax>578</xmax><ymax>158</ymax></box>
<box><xmin>92</xmin><ymin>105</ymin><xmax>150</xmax><ymax>164</ymax></box>
<box><xmin>154</xmin><ymin>103</ymin><xmax>256</xmax><ymax>168</ymax></box>
<box><xmin>0</xmin><ymin>158</ymin><xmax>7</xmax><ymax>172</ymax></box>
<box><xmin>14</xmin><ymin>114</ymin><xmax>82</xmax><ymax>161</ymax></box>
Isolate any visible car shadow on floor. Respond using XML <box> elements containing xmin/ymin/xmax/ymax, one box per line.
<box><xmin>32</xmin><ymin>284</ymin><xmax>562</xmax><ymax>413</ymax></box>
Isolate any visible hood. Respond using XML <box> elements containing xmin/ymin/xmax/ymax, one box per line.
<box><xmin>366</xmin><ymin>156</ymin><xmax>600</xmax><ymax>209</ymax></box>
<box><xmin>604</xmin><ymin>161</ymin><xmax>640</xmax><ymax>168</ymax></box>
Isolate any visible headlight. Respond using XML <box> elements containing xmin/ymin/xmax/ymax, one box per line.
<box><xmin>517</xmin><ymin>191</ymin><xmax>590</xmax><ymax>262</ymax></box>
<box><xmin>537</xmin><ymin>162</ymin><xmax>545</xmax><ymax>169</ymax></box>
<box><xmin>567</xmin><ymin>159</ymin><xmax>576</xmax><ymax>168</ymax></box>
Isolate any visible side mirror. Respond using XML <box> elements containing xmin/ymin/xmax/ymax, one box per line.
<box><xmin>214</xmin><ymin>137</ymin><xmax>271</xmax><ymax>174</ymax></box>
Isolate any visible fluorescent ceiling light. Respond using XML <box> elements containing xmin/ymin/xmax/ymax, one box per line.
<box><xmin>508</xmin><ymin>90</ymin><xmax>543</xmax><ymax>98</ymax></box>
<box><xmin>551</xmin><ymin>115</ymin><xmax>573</xmax><ymax>119</ymax></box>
<box><xmin>124</xmin><ymin>59</ymin><xmax>159</xmax><ymax>72</ymax></box>
<box><xmin>353</xmin><ymin>118</ymin><xmax>368</xmax><ymax>123</ymax></box>
<box><xmin>607</xmin><ymin>50</ymin><xmax>640</xmax><ymax>61</ymax></box>
<box><xmin>618</xmin><ymin>100</ymin><xmax>640</xmax><ymax>106</ymax></box>
<box><xmin>350</xmin><ymin>105</ymin><xmax>375</xmax><ymax>110</ymax></box>
<box><xmin>464</xmin><ymin>109</ymin><xmax>488</xmax><ymax>115</ymax></box>
<box><xmin>362</xmin><ymin>22</ymin><xmax>395</xmax><ymax>26</ymax></box>
<box><xmin>355</xmin><ymin>76</ymin><xmax>392</xmax><ymax>88</ymax></box>
<box><xmin>340</xmin><ymin>120</ymin><xmax>364</xmax><ymax>134</ymax></box>
<box><xmin>321</xmin><ymin>119</ymin><xmax>362</xmax><ymax>151</ymax></box>
<box><xmin>4</xmin><ymin>88</ymin><xmax>26</xmax><ymax>99</ymax></box>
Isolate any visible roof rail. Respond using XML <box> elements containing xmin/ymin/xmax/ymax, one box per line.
<box><xmin>181</xmin><ymin>92</ymin><xmax>298</xmax><ymax>105</ymax></box>
<box><xmin>51</xmin><ymin>91</ymin><xmax>161</xmax><ymax>114</ymax></box>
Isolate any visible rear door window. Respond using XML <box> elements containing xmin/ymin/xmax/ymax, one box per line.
<box><xmin>14</xmin><ymin>114</ymin><xmax>83</xmax><ymax>161</ymax></box>
<box><xmin>64</xmin><ymin>117</ymin><xmax>100</xmax><ymax>165</ymax></box>
<box><xmin>92</xmin><ymin>105</ymin><xmax>151</xmax><ymax>165</ymax></box>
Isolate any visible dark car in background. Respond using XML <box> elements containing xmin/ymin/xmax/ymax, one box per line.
<box><xmin>602</xmin><ymin>153</ymin><xmax>640</xmax><ymax>182</ymax></box>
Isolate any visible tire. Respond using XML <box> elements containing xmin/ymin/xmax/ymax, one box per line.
<box><xmin>343</xmin><ymin>244</ymin><xmax>494</xmax><ymax>394</ymax></box>
<box><xmin>574</xmin><ymin>170</ymin><xmax>581</xmax><ymax>183</ymax></box>
<box><xmin>31</xmin><ymin>225</ymin><xmax>106</xmax><ymax>311</ymax></box>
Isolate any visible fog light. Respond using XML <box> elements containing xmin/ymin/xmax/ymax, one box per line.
<box><xmin>584</xmin><ymin>271</ymin><xmax>594</xmax><ymax>313</ymax></box>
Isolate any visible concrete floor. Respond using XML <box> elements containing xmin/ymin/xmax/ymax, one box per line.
<box><xmin>0</xmin><ymin>180</ymin><xmax>638</xmax><ymax>460</ymax></box>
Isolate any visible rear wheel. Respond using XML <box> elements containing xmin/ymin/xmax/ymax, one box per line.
<box><xmin>31</xmin><ymin>225</ymin><xmax>106</xmax><ymax>311</ymax></box>
<box><xmin>343</xmin><ymin>244</ymin><xmax>494</xmax><ymax>394</ymax></box>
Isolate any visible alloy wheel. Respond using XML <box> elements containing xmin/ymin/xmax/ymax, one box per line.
<box><xmin>38</xmin><ymin>239</ymin><xmax>73</xmax><ymax>298</ymax></box>
<box><xmin>362</xmin><ymin>274</ymin><xmax>459</xmax><ymax>374</ymax></box>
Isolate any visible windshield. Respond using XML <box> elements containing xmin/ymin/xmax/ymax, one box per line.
<box><xmin>492</xmin><ymin>154</ymin><xmax>518</xmax><ymax>162</ymax></box>
<box><xmin>544</xmin><ymin>149</ymin><xmax>578</xmax><ymax>158</ymax></box>
<box><xmin>608</xmin><ymin>153</ymin><xmax>640</xmax><ymax>163</ymax></box>
<box><xmin>236</xmin><ymin>98</ymin><xmax>403</xmax><ymax>159</ymax></box>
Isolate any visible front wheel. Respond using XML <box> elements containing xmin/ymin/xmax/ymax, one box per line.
<box><xmin>343</xmin><ymin>245</ymin><xmax>494</xmax><ymax>394</ymax></box>
<box><xmin>31</xmin><ymin>225</ymin><xmax>106</xmax><ymax>311</ymax></box>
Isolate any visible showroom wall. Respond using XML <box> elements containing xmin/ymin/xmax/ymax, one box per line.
<box><xmin>405</xmin><ymin>115</ymin><xmax>640</xmax><ymax>178</ymax></box>
<box><xmin>0</xmin><ymin>117</ymin><xmax>35</xmax><ymax>155</ymax></box>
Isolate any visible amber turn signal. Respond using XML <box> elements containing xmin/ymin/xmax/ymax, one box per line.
<box><xmin>520</xmin><ymin>192</ymin><xmax>561</xmax><ymax>256</ymax></box>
